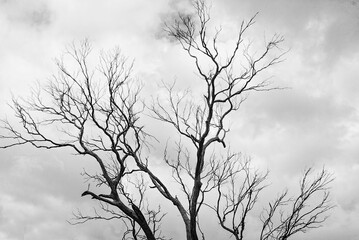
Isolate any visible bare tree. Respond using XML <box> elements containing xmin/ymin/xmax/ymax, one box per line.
<box><xmin>260</xmin><ymin>168</ymin><xmax>333</xmax><ymax>240</ymax></box>
<box><xmin>0</xmin><ymin>40</ymin><xmax>165</xmax><ymax>240</ymax></box>
<box><xmin>0</xmin><ymin>1</ymin><xmax>333</xmax><ymax>240</ymax></box>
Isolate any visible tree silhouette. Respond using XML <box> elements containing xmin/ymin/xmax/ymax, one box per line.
<box><xmin>0</xmin><ymin>1</ymin><xmax>333</xmax><ymax>239</ymax></box>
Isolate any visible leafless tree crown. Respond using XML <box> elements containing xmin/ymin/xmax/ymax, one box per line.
<box><xmin>0</xmin><ymin>1</ymin><xmax>333</xmax><ymax>240</ymax></box>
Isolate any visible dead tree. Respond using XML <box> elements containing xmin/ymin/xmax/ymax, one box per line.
<box><xmin>259</xmin><ymin>168</ymin><xmax>333</xmax><ymax>240</ymax></box>
<box><xmin>152</xmin><ymin>1</ymin><xmax>285</xmax><ymax>239</ymax></box>
<box><xmin>0</xmin><ymin>41</ymin><xmax>166</xmax><ymax>240</ymax></box>
<box><xmin>0</xmin><ymin>1</ymin><xmax>333</xmax><ymax>240</ymax></box>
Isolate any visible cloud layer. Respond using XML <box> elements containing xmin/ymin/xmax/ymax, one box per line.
<box><xmin>1</xmin><ymin>0</ymin><xmax>358</xmax><ymax>239</ymax></box>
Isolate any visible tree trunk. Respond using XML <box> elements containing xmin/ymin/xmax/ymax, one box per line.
<box><xmin>132</xmin><ymin>204</ymin><xmax>157</xmax><ymax>240</ymax></box>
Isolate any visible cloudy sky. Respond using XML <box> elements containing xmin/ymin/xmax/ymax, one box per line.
<box><xmin>0</xmin><ymin>0</ymin><xmax>359</xmax><ymax>239</ymax></box>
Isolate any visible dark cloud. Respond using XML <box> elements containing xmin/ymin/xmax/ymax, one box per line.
<box><xmin>226</xmin><ymin>86</ymin><xmax>358</xmax><ymax>178</ymax></box>
<box><xmin>30</xmin><ymin>5</ymin><xmax>51</xmax><ymax>27</ymax></box>
<box><xmin>0</xmin><ymin>0</ymin><xmax>52</xmax><ymax>29</ymax></box>
<box><xmin>254</xmin><ymin>91</ymin><xmax>353</xmax><ymax>128</ymax></box>
<box><xmin>0</xmin><ymin>146</ymin><xmax>113</xmax><ymax>239</ymax></box>
<box><xmin>218</xmin><ymin>0</ymin><xmax>359</xmax><ymax>72</ymax></box>
<box><xmin>155</xmin><ymin>0</ymin><xmax>194</xmax><ymax>41</ymax></box>
<box><xmin>0</xmin><ymin>205</ymin><xmax>4</xmax><ymax>225</ymax></box>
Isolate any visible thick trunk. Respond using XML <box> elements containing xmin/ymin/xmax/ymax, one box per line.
<box><xmin>138</xmin><ymin>223</ymin><xmax>156</xmax><ymax>240</ymax></box>
<box><xmin>184</xmin><ymin>219</ymin><xmax>192</xmax><ymax>240</ymax></box>
<box><xmin>189</xmin><ymin>148</ymin><xmax>205</xmax><ymax>240</ymax></box>
<box><xmin>132</xmin><ymin>204</ymin><xmax>157</xmax><ymax>240</ymax></box>
<box><xmin>189</xmin><ymin>178</ymin><xmax>201</xmax><ymax>240</ymax></box>
<box><xmin>174</xmin><ymin>201</ymin><xmax>192</xmax><ymax>240</ymax></box>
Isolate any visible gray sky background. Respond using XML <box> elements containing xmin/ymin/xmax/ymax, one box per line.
<box><xmin>0</xmin><ymin>0</ymin><xmax>359</xmax><ymax>239</ymax></box>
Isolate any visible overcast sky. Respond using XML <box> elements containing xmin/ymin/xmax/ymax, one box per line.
<box><xmin>0</xmin><ymin>0</ymin><xmax>359</xmax><ymax>239</ymax></box>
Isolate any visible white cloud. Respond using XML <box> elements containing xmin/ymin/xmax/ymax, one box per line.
<box><xmin>1</xmin><ymin>0</ymin><xmax>359</xmax><ymax>239</ymax></box>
